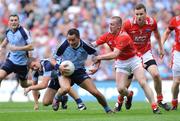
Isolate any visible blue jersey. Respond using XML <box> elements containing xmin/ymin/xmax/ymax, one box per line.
<box><xmin>55</xmin><ymin>40</ymin><xmax>96</xmax><ymax>70</ymax></box>
<box><xmin>6</xmin><ymin>26</ymin><xmax>32</xmax><ymax>65</ymax></box>
<box><xmin>32</xmin><ymin>59</ymin><xmax>58</xmax><ymax>83</ymax></box>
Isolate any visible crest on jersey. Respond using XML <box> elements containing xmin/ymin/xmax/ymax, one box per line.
<box><xmin>145</xmin><ymin>29</ymin><xmax>151</xmax><ymax>32</ymax></box>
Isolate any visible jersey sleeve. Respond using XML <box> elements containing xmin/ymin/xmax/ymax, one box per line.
<box><xmin>42</xmin><ymin>61</ymin><xmax>53</xmax><ymax>77</ymax></box>
<box><xmin>122</xmin><ymin>20</ymin><xmax>131</xmax><ymax>32</ymax></box>
<box><xmin>96</xmin><ymin>33</ymin><xmax>108</xmax><ymax>45</ymax></box>
<box><xmin>168</xmin><ymin>17</ymin><xmax>176</xmax><ymax>30</ymax></box>
<box><xmin>55</xmin><ymin>40</ymin><xmax>69</xmax><ymax>57</ymax></box>
<box><xmin>152</xmin><ymin>18</ymin><xmax>158</xmax><ymax>31</ymax></box>
<box><xmin>32</xmin><ymin>71</ymin><xmax>39</xmax><ymax>83</ymax></box>
<box><xmin>82</xmin><ymin>40</ymin><xmax>97</xmax><ymax>55</ymax></box>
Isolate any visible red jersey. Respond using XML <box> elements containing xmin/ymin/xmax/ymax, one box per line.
<box><xmin>123</xmin><ymin>16</ymin><xmax>157</xmax><ymax>54</ymax></box>
<box><xmin>96</xmin><ymin>30</ymin><xmax>136</xmax><ymax>60</ymax></box>
<box><xmin>168</xmin><ymin>15</ymin><xmax>180</xmax><ymax>51</ymax></box>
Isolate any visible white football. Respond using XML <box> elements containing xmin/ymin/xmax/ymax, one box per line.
<box><xmin>60</xmin><ymin>60</ymin><xmax>75</xmax><ymax>76</ymax></box>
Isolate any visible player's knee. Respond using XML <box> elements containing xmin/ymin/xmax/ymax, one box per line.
<box><xmin>117</xmin><ymin>86</ymin><xmax>126</xmax><ymax>94</ymax></box>
<box><xmin>152</xmin><ymin>72</ymin><xmax>160</xmax><ymax>80</ymax></box>
<box><xmin>61</xmin><ymin>87</ymin><xmax>71</xmax><ymax>94</ymax></box>
<box><xmin>139</xmin><ymin>81</ymin><xmax>147</xmax><ymax>89</ymax></box>
<box><xmin>20</xmin><ymin>82</ymin><xmax>28</xmax><ymax>88</ymax></box>
<box><xmin>42</xmin><ymin>100</ymin><xmax>51</xmax><ymax>106</ymax></box>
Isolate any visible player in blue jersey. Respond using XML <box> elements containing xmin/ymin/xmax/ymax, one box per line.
<box><xmin>52</xmin><ymin>28</ymin><xmax>113</xmax><ymax>114</ymax></box>
<box><xmin>24</xmin><ymin>58</ymin><xmax>87</xmax><ymax>110</ymax></box>
<box><xmin>0</xmin><ymin>14</ymin><xmax>33</xmax><ymax>88</ymax></box>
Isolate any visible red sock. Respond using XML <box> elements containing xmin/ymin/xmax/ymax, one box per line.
<box><xmin>151</xmin><ymin>103</ymin><xmax>158</xmax><ymax>110</ymax></box>
<box><xmin>117</xmin><ymin>95</ymin><xmax>124</xmax><ymax>104</ymax></box>
<box><xmin>128</xmin><ymin>91</ymin><xmax>133</xmax><ymax>97</ymax></box>
<box><xmin>157</xmin><ymin>94</ymin><xmax>163</xmax><ymax>103</ymax></box>
<box><xmin>172</xmin><ymin>99</ymin><xmax>178</xmax><ymax>107</ymax></box>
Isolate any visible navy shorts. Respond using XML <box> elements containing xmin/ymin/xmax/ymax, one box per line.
<box><xmin>69</xmin><ymin>69</ymin><xmax>90</xmax><ymax>86</ymax></box>
<box><xmin>48</xmin><ymin>78</ymin><xmax>60</xmax><ymax>90</ymax></box>
<box><xmin>48</xmin><ymin>69</ymin><xmax>90</xmax><ymax>89</ymax></box>
<box><xmin>1</xmin><ymin>59</ymin><xmax>28</xmax><ymax>81</ymax></box>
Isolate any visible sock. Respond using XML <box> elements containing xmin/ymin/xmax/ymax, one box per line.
<box><xmin>157</xmin><ymin>94</ymin><xmax>163</xmax><ymax>103</ymax></box>
<box><xmin>54</xmin><ymin>93</ymin><xmax>62</xmax><ymax>101</ymax></box>
<box><xmin>172</xmin><ymin>99</ymin><xmax>178</xmax><ymax>107</ymax></box>
<box><xmin>151</xmin><ymin>103</ymin><xmax>158</xmax><ymax>110</ymax></box>
<box><xmin>117</xmin><ymin>95</ymin><xmax>124</xmax><ymax>104</ymax></box>
<box><xmin>128</xmin><ymin>91</ymin><xmax>133</xmax><ymax>97</ymax></box>
<box><xmin>103</xmin><ymin>106</ymin><xmax>111</xmax><ymax>112</ymax></box>
<box><xmin>75</xmin><ymin>98</ymin><xmax>83</xmax><ymax>105</ymax></box>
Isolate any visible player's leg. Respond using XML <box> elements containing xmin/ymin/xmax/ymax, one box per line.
<box><xmin>47</xmin><ymin>78</ymin><xmax>70</xmax><ymax>109</ymax></box>
<box><xmin>43</xmin><ymin>88</ymin><xmax>57</xmax><ymax>106</ymax></box>
<box><xmin>9</xmin><ymin>79</ymin><xmax>19</xmax><ymax>102</ymax></box>
<box><xmin>68</xmin><ymin>87</ymin><xmax>86</xmax><ymax>110</ymax></box>
<box><xmin>114</xmin><ymin>71</ymin><xmax>133</xmax><ymax>112</ymax></box>
<box><xmin>17</xmin><ymin>65</ymin><xmax>31</xmax><ymax>88</ymax></box>
<box><xmin>0</xmin><ymin>59</ymin><xmax>14</xmax><ymax>86</ymax></box>
<box><xmin>171</xmin><ymin>50</ymin><xmax>180</xmax><ymax>110</ymax></box>
<box><xmin>133</xmin><ymin>66</ymin><xmax>161</xmax><ymax>114</ymax></box>
<box><xmin>145</xmin><ymin>60</ymin><xmax>170</xmax><ymax>111</ymax></box>
<box><xmin>52</xmin><ymin>76</ymin><xmax>71</xmax><ymax>111</ymax></box>
<box><xmin>115</xmin><ymin>75</ymin><xmax>133</xmax><ymax>109</ymax></box>
<box><xmin>171</xmin><ymin>77</ymin><xmax>180</xmax><ymax>110</ymax></box>
<box><xmin>79</xmin><ymin>78</ymin><xmax>112</xmax><ymax>113</ymax></box>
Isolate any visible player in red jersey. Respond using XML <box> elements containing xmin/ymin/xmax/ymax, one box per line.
<box><xmin>117</xmin><ymin>3</ymin><xmax>170</xmax><ymax>111</ymax></box>
<box><xmin>162</xmin><ymin>15</ymin><xmax>180</xmax><ymax>110</ymax></box>
<box><xmin>92</xmin><ymin>16</ymin><xmax>161</xmax><ymax>114</ymax></box>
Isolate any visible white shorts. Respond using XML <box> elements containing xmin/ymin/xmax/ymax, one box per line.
<box><xmin>172</xmin><ymin>50</ymin><xmax>180</xmax><ymax>77</ymax></box>
<box><xmin>115</xmin><ymin>56</ymin><xmax>142</xmax><ymax>75</ymax></box>
<box><xmin>141</xmin><ymin>50</ymin><xmax>154</xmax><ymax>63</ymax></box>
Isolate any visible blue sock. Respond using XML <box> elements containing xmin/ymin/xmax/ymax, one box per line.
<box><xmin>75</xmin><ymin>98</ymin><xmax>83</xmax><ymax>104</ymax></box>
<box><xmin>103</xmin><ymin>106</ymin><xmax>111</xmax><ymax>112</ymax></box>
<box><xmin>54</xmin><ymin>93</ymin><xmax>62</xmax><ymax>101</ymax></box>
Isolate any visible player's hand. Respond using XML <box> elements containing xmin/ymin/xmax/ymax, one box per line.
<box><xmin>159</xmin><ymin>49</ymin><xmax>165</xmax><ymax>59</ymax></box>
<box><xmin>24</xmin><ymin>87</ymin><xmax>31</xmax><ymax>96</ymax></box>
<box><xmin>92</xmin><ymin>55</ymin><xmax>99</xmax><ymax>63</ymax></box>
<box><xmin>0</xmin><ymin>46</ymin><xmax>5</xmax><ymax>52</ymax></box>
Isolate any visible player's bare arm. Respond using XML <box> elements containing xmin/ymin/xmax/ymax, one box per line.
<box><xmin>8</xmin><ymin>43</ymin><xmax>34</xmax><ymax>51</ymax></box>
<box><xmin>161</xmin><ymin>28</ymin><xmax>172</xmax><ymax>45</ymax></box>
<box><xmin>24</xmin><ymin>76</ymin><xmax>51</xmax><ymax>95</ymax></box>
<box><xmin>94</xmin><ymin>48</ymin><xmax>120</xmax><ymax>61</ymax></box>
<box><xmin>154</xmin><ymin>29</ymin><xmax>165</xmax><ymax>58</ymax></box>
<box><xmin>0</xmin><ymin>38</ymin><xmax>8</xmax><ymax>50</ymax></box>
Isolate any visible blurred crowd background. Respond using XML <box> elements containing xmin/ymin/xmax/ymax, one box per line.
<box><xmin>0</xmin><ymin>0</ymin><xmax>179</xmax><ymax>81</ymax></box>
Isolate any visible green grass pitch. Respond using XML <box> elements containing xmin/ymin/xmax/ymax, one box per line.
<box><xmin>0</xmin><ymin>101</ymin><xmax>179</xmax><ymax>121</ymax></box>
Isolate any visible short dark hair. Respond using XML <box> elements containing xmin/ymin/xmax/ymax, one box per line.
<box><xmin>111</xmin><ymin>16</ymin><xmax>122</xmax><ymax>26</ymax></box>
<box><xmin>67</xmin><ymin>28</ymin><xmax>80</xmax><ymax>38</ymax></box>
<box><xmin>9</xmin><ymin>14</ymin><xmax>19</xmax><ymax>20</ymax></box>
<box><xmin>135</xmin><ymin>3</ymin><xmax>146</xmax><ymax>13</ymax></box>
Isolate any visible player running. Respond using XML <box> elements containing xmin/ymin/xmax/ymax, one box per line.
<box><xmin>92</xmin><ymin>16</ymin><xmax>161</xmax><ymax>114</ymax></box>
<box><xmin>115</xmin><ymin>3</ymin><xmax>170</xmax><ymax>111</ymax></box>
<box><xmin>52</xmin><ymin>28</ymin><xmax>113</xmax><ymax>114</ymax></box>
<box><xmin>162</xmin><ymin>15</ymin><xmax>180</xmax><ymax>110</ymax></box>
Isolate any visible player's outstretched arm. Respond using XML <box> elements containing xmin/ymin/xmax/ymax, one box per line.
<box><xmin>24</xmin><ymin>77</ymin><xmax>50</xmax><ymax>95</ymax></box>
<box><xmin>0</xmin><ymin>38</ymin><xmax>8</xmax><ymax>50</ymax></box>
<box><xmin>7</xmin><ymin>43</ymin><xmax>34</xmax><ymax>51</ymax></box>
